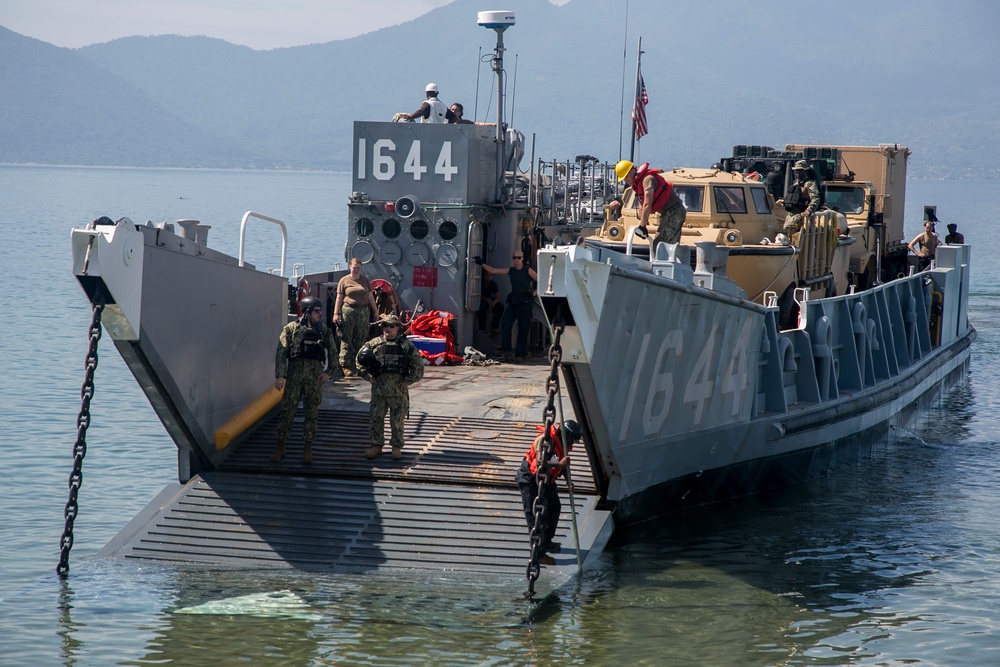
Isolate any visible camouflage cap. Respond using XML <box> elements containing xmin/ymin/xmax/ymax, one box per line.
<box><xmin>792</xmin><ymin>159</ymin><xmax>810</xmax><ymax>171</ymax></box>
<box><xmin>378</xmin><ymin>314</ymin><xmax>402</xmax><ymax>326</ymax></box>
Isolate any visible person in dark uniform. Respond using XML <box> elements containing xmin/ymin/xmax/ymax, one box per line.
<box><xmin>270</xmin><ymin>296</ymin><xmax>337</xmax><ymax>464</ymax></box>
<box><xmin>515</xmin><ymin>420</ymin><xmax>583</xmax><ymax>565</ymax></box>
<box><xmin>476</xmin><ymin>251</ymin><xmax>538</xmax><ymax>362</ymax></box>
<box><xmin>945</xmin><ymin>223</ymin><xmax>965</xmax><ymax>244</ymax></box>
<box><xmin>477</xmin><ymin>269</ymin><xmax>504</xmax><ymax>333</ymax></box>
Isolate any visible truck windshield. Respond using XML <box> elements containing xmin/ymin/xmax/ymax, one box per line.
<box><xmin>827</xmin><ymin>187</ymin><xmax>864</xmax><ymax>214</ymax></box>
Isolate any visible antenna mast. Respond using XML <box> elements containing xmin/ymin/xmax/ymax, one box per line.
<box><xmin>478</xmin><ymin>10</ymin><xmax>515</xmax><ymax>204</ymax></box>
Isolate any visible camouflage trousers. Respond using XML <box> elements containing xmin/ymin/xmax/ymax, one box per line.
<box><xmin>276</xmin><ymin>359</ymin><xmax>324</xmax><ymax>444</ymax></box>
<box><xmin>782</xmin><ymin>212</ymin><xmax>809</xmax><ymax>235</ymax></box>
<box><xmin>650</xmin><ymin>202</ymin><xmax>686</xmax><ymax>260</ymax></box>
<box><xmin>369</xmin><ymin>391</ymin><xmax>409</xmax><ymax>449</ymax></box>
<box><xmin>339</xmin><ymin>303</ymin><xmax>371</xmax><ymax>371</ymax></box>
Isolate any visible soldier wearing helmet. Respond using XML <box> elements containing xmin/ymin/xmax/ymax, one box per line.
<box><xmin>357</xmin><ymin>314</ymin><xmax>424</xmax><ymax>460</ymax></box>
<box><xmin>404</xmin><ymin>83</ymin><xmax>456</xmax><ymax>124</ymax></box>
<box><xmin>781</xmin><ymin>159</ymin><xmax>821</xmax><ymax>236</ymax></box>
<box><xmin>515</xmin><ymin>420</ymin><xmax>583</xmax><ymax>565</ymax></box>
<box><xmin>615</xmin><ymin>159</ymin><xmax>687</xmax><ymax>259</ymax></box>
<box><xmin>270</xmin><ymin>296</ymin><xmax>338</xmax><ymax>464</ymax></box>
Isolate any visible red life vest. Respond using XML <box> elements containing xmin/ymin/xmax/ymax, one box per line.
<box><xmin>633</xmin><ymin>163</ymin><xmax>674</xmax><ymax>213</ymax></box>
<box><xmin>525</xmin><ymin>425</ymin><xmax>567</xmax><ymax>480</ymax></box>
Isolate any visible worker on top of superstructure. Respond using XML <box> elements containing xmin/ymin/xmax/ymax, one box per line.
<box><xmin>615</xmin><ymin>160</ymin><xmax>686</xmax><ymax>260</ymax></box>
<box><xmin>403</xmin><ymin>83</ymin><xmax>456</xmax><ymax>123</ymax></box>
<box><xmin>781</xmin><ymin>159</ymin><xmax>821</xmax><ymax>236</ymax></box>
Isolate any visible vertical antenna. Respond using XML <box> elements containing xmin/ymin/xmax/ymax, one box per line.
<box><xmin>474</xmin><ymin>46</ymin><xmax>482</xmax><ymax>122</ymax></box>
<box><xmin>478</xmin><ymin>10</ymin><xmax>515</xmax><ymax>204</ymax></box>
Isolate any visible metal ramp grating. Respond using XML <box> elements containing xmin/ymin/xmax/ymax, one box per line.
<box><xmin>100</xmin><ymin>472</ymin><xmax>608</xmax><ymax>575</ymax></box>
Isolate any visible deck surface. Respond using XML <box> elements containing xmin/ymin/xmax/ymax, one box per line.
<box><xmin>100</xmin><ymin>359</ymin><xmax>612</xmax><ymax>584</ymax></box>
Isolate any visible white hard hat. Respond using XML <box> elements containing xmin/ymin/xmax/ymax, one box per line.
<box><xmin>425</xmin><ymin>82</ymin><xmax>439</xmax><ymax>94</ymax></box>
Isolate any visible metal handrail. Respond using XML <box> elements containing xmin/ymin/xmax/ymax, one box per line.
<box><xmin>239</xmin><ymin>211</ymin><xmax>288</xmax><ymax>276</ymax></box>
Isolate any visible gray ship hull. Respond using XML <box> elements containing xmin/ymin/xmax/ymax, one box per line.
<box><xmin>539</xmin><ymin>242</ymin><xmax>974</xmax><ymax>523</ymax></box>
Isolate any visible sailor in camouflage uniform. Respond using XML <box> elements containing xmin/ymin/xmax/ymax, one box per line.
<box><xmin>356</xmin><ymin>314</ymin><xmax>424</xmax><ymax>460</ymax></box>
<box><xmin>781</xmin><ymin>159</ymin><xmax>822</xmax><ymax>236</ymax></box>
<box><xmin>270</xmin><ymin>296</ymin><xmax>338</xmax><ymax>464</ymax></box>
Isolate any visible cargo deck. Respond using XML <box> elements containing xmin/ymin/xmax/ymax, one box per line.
<box><xmin>99</xmin><ymin>361</ymin><xmax>614</xmax><ymax>585</ymax></box>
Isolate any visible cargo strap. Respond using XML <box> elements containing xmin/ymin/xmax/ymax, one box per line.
<box><xmin>57</xmin><ymin>288</ymin><xmax>105</xmax><ymax>577</ymax></box>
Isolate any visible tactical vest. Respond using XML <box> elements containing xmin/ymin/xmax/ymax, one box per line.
<box><xmin>783</xmin><ymin>185</ymin><xmax>807</xmax><ymax>213</ymax></box>
<box><xmin>374</xmin><ymin>339</ymin><xmax>412</xmax><ymax>376</ymax></box>
<box><xmin>289</xmin><ymin>323</ymin><xmax>327</xmax><ymax>362</ymax></box>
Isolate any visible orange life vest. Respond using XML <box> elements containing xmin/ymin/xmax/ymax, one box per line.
<box><xmin>633</xmin><ymin>162</ymin><xmax>674</xmax><ymax>213</ymax></box>
<box><xmin>525</xmin><ymin>425</ymin><xmax>567</xmax><ymax>480</ymax></box>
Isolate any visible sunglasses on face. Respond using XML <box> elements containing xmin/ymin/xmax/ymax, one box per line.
<box><xmin>513</xmin><ymin>255</ymin><xmax>523</xmax><ymax>260</ymax></box>
<box><xmin>381</xmin><ymin>323</ymin><xmax>398</xmax><ymax>329</ymax></box>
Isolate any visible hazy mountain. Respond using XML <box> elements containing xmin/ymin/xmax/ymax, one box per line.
<box><xmin>2</xmin><ymin>0</ymin><xmax>998</xmax><ymax>177</ymax></box>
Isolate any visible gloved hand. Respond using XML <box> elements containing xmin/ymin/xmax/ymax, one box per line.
<box><xmin>473</xmin><ymin>256</ymin><xmax>483</xmax><ymax>265</ymax></box>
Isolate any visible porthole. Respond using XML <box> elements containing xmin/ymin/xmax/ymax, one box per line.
<box><xmin>406</xmin><ymin>243</ymin><xmax>430</xmax><ymax>266</ymax></box>
<box><xmin>379</xmin><ymin>242</ymin><xmax>402</xmax><ymax>265</ymax></box>
<box><xmin>439</xmin><ymin>219</ymin><xmax>459</xmax><ymax>241</ymax></box>
<box><xmin>351</xmin><ymin>240</ymin><xmax>374</xmax><ymax>263</ymax></box>
<box><xmin>435</xmin><ymin>243</ymin><xmax>459</xmax><ymax>267</ymax></box>
<box><xmin>354</xmin><ymin>217</ymin><xmax>374</xmax><ymax>238</ymax></box>
<box><xmin>410</xmin><ymin>219</ymin><xmax>429</xmax><ymax>240</ymax></box>
<box><xmin>382</xmin><ymin>218</ymin><xmax>401</xmax><ymax>239</ymax></box>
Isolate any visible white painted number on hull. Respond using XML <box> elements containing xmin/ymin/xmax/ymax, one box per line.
<box><xmin>619</xmin><ymin>318</ymin><xmax>754</xmax><ymax>442</ymax></box>
<box><xmin>357</xmin><ymin>139</ymin><xmax>458</xmax><ymax>183</ymax></box>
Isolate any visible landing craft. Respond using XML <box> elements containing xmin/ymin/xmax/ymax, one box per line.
<box><xmin>66</xmin><ymin>10</ymin><xmax>973</xmax><ymax>599</ymax></box>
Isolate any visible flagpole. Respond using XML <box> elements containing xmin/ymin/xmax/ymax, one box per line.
<box><xmin>629</xmin><ymin>36</ymin><xmax>643</xmax><ymax>164</ymax></box>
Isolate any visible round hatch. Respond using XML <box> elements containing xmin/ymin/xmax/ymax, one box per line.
<box><xmin>379</xmin><ymin>242</ymin><xmax>402</xmax><ymax>265</ymax></box>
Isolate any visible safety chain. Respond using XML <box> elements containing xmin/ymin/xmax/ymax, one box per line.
<box><xmin>526</xmin><ymin>318</ymin><xmax>565</xmax><ymax>598</ymax></box>
<box><xmin>57</xmin><ymin>290</ymin><xmax>105</xmax><ymax>578</ymax></box>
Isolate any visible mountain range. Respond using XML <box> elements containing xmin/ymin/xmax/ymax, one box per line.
<box><xmin>2</xmin><ymin>0</ymin><xmax>998</xmax><ymax>178</ymax></box>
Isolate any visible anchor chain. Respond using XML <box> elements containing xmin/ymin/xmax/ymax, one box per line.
<box><xmin>526</xmin><ymin>318</ymin><xmax>565</xmax><ymax>597</ymax></box>
<box><xmin>57</xmin><ymin>290</ymin><xmax>105</xmax><ymax>577</ymax></box>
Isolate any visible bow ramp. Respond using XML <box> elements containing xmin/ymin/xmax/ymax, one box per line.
<box><xmin>99</xmin><ymin>363</ymin><xmax>614</xmax><ymax>585</ymax></box>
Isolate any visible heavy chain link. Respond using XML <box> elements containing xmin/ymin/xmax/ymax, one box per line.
<box><xmin>526</xmin><ymin>318</ymin><xmax>565</xmax><ymax>598</ymax></box>
<box><xmin>57</xmin><ymin>290</ymin><xmax>105</xmax><ymax>577</ymax></box>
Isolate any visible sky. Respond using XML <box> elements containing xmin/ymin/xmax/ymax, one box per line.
<box><xmin>0</xmin><ymin>0</ymin><xmax>505</xmax><ymax>50</ymax></box>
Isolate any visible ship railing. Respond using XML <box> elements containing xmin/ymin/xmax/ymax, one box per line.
<box><xmin>238</xmin><ymin>210</ymin><xmax>288</xmax><ymax>276</ymax></box>
<box><xmin>534</xmin><ymin>158</ymin><xmax>619</xmax><ymax>226</ymax></box>
<box><xmin>796</xmin><ymin>210</ymin><xmax>839</xmax><ymax>285</ymax></box>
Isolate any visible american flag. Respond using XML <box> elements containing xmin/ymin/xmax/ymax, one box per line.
<box><xmin>632</xmin><ymin>73</ymin><xmax>648</xmax><ymax>139</ymax></box>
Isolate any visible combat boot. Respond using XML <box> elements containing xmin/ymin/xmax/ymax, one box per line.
<box><xmin>269</xmin><ymin>442</ymin><xmax>285</xmax><ymax>462</ymax></box>
<box><xmin>365</xmin><ymin>446</ymin><xmax>383</xmax><ymax>459</ymax></box>
<box><xmin>302</xmin><ymin>443</ymin><xmax>313</xmax><ymax>465</ymax></box>
<box><xmin>391</xmin><ymin>447</ymin><xmax>402</xmax><ymax>460</ymax></box>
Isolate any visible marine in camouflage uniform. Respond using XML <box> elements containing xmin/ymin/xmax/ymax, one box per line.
<box><xmin>781</xmin><ymin>160</ymin><xmax>822</xmax><ymax>236</ymax></box>
<box><xmin>270</xmin><ymin>297</ymin><xmax>338</xmax><ymax>464</ymax></box>
<box><xmin>356</xmin><ymin>314</ymin><xmax>424</xmax><ymax>460</ymax></box>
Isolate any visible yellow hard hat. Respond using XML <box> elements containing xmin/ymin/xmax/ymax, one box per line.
<box><xmin>614</xmin><ymin>160</ymin><xmax>634</xmax><ymax>181</ymax></box>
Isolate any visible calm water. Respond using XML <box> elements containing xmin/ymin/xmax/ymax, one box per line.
<box><xmin>1</xmin><ymin>166</ymin><xmax>998</xmax><ymax>666</ymax></box>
